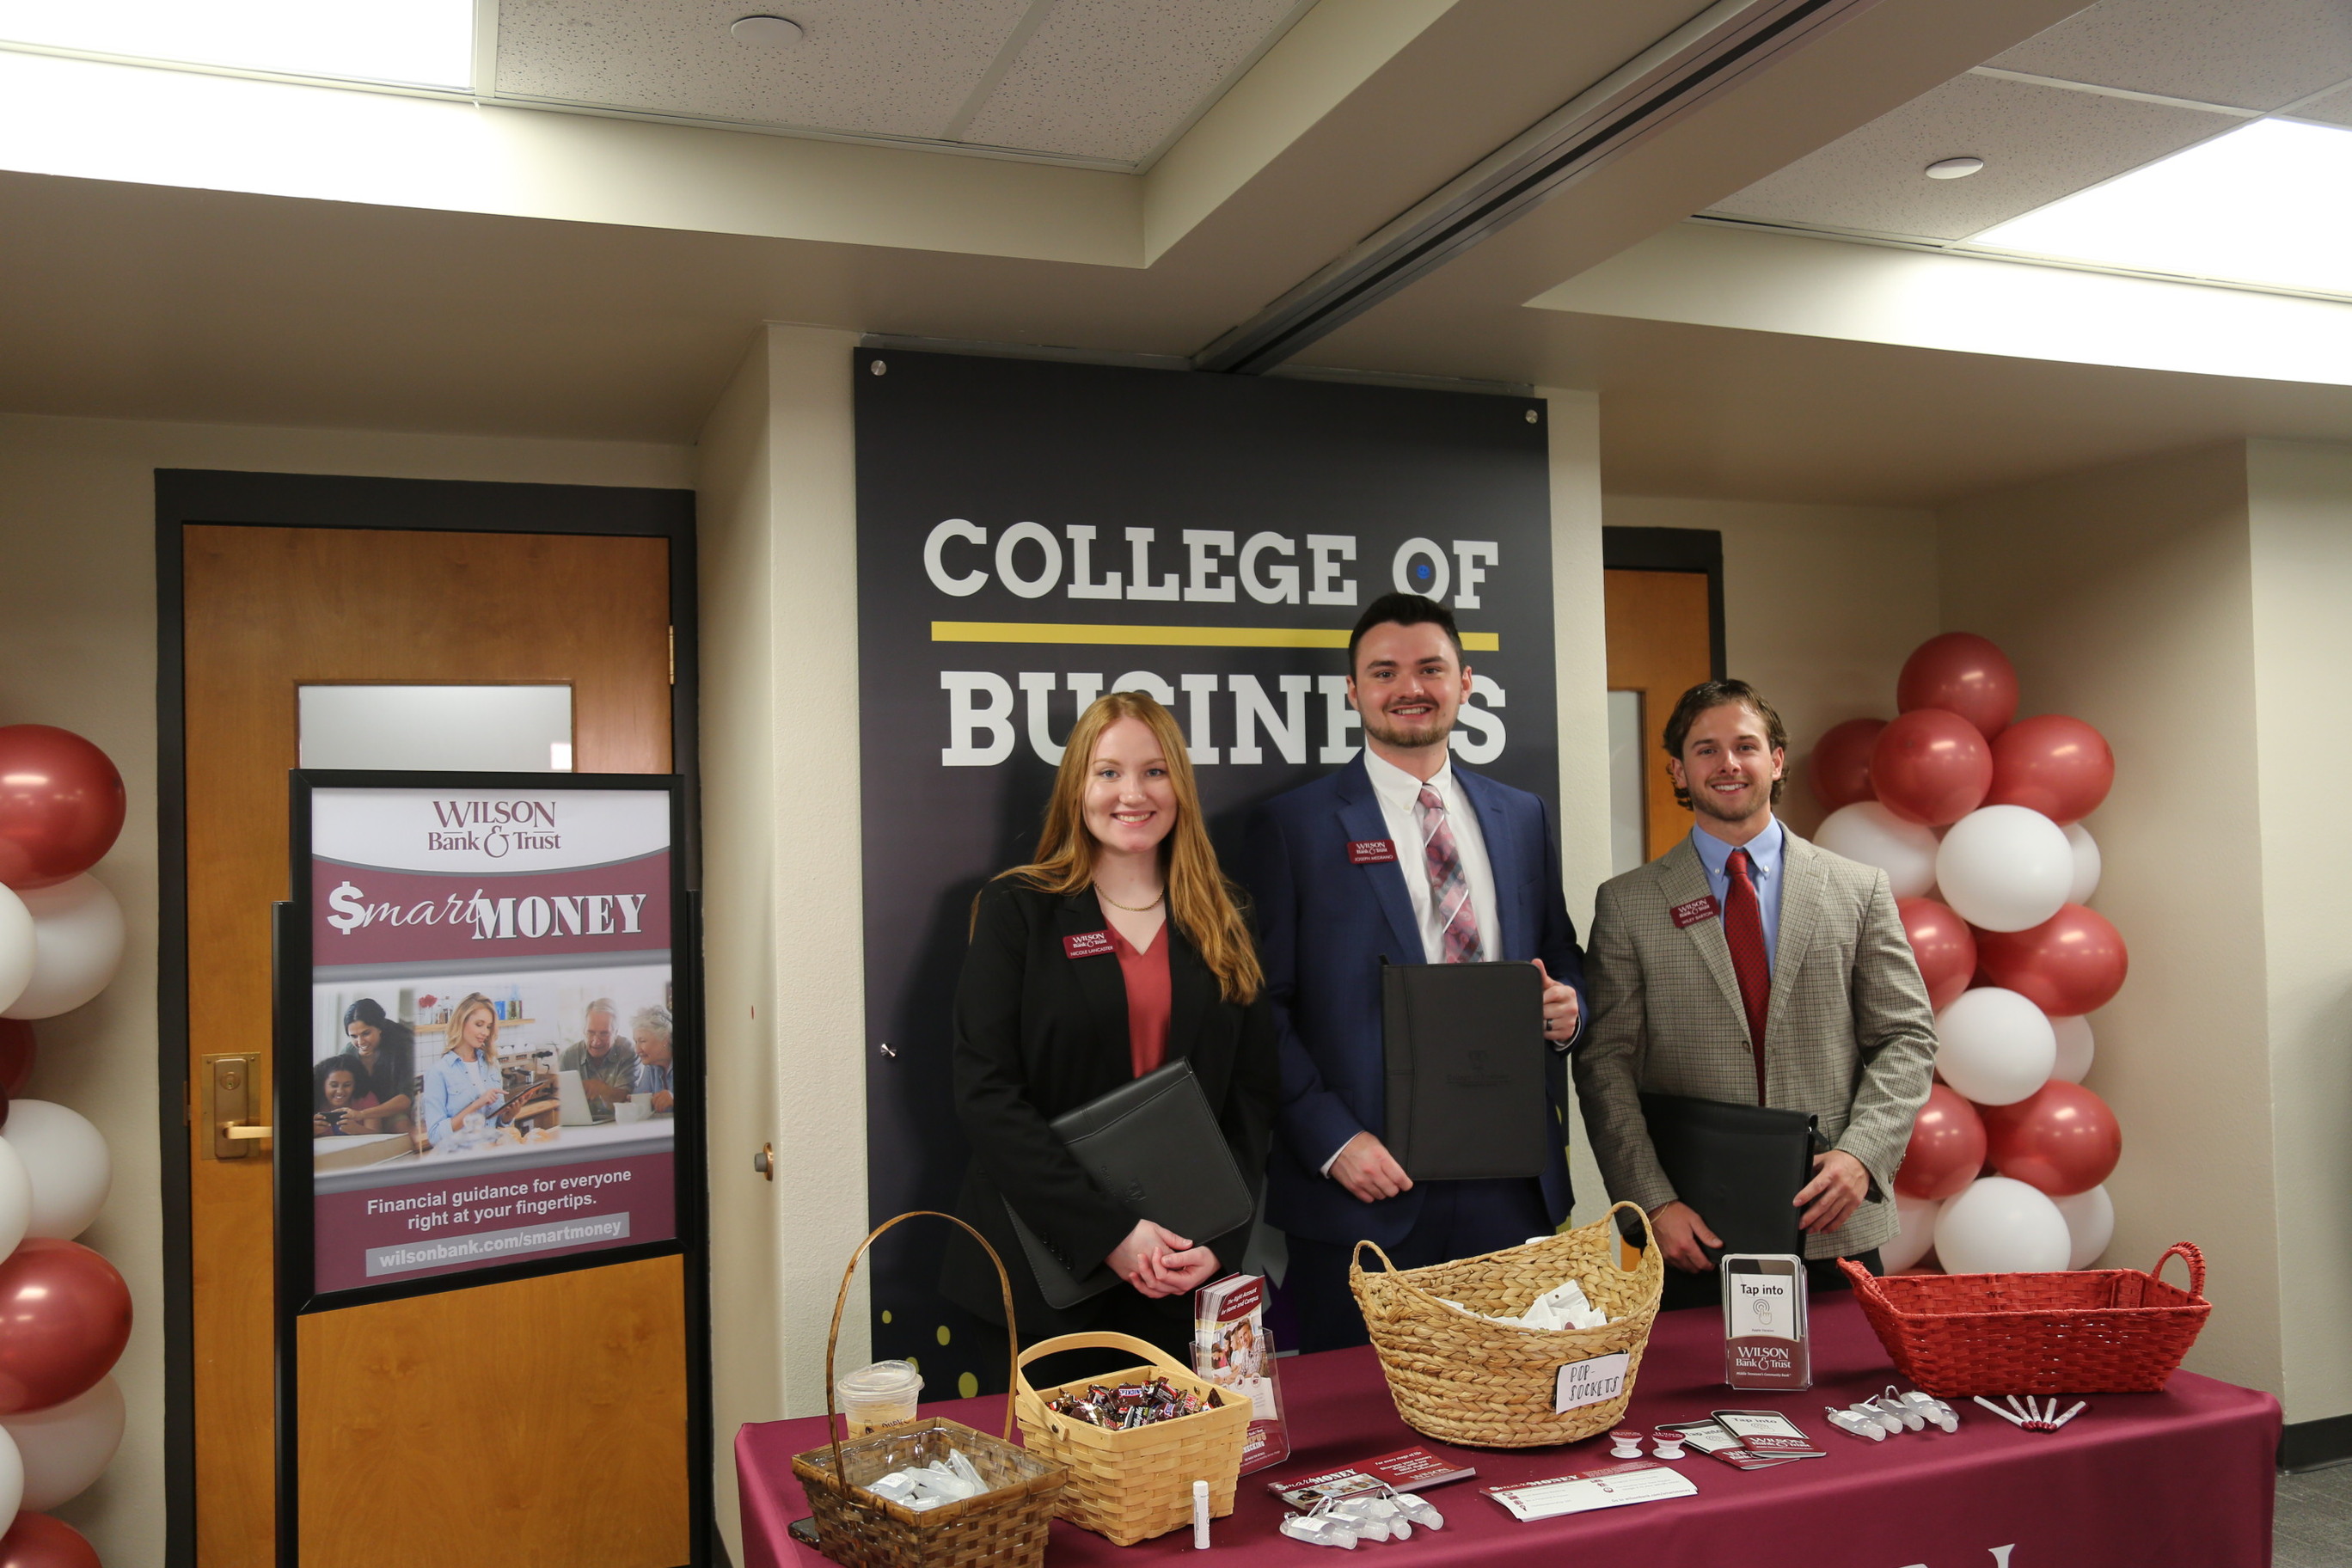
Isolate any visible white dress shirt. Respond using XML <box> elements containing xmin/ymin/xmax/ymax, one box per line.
<box><xmin>1362</xmin><ymin>747</ymin><xmax>1501</xmax><ymax>965</ymax></box>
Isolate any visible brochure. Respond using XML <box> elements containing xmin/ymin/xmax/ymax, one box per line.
<box><xmin>1711</xmin><ymin>1409</ymin><xmax>1828</xmax><ymax>1458</ymax></box>
<box><xmin>1656</xmin><ymin>1419</ymin><xmax>1799</xmax><ymax>1471</ymax></box>
<box><xmin>1192</xmin><ymin>1274</ymin><xmax>1290</xmax><ymax>1473</ymax></box>
<box><xmin>1479</xmin><ymin>1461</ymin><xmax>1698</xmax><ymax>1522</ymax></box>
<box><xmin>1268</xmin><ymin>1448</ymin><xmax>1479</xmax><ymax>1513</ymax></box>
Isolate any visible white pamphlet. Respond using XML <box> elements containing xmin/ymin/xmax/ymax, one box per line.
<box><xmin>1480</xmin><ymin>1461</ymin><xmax>1697</xmax><ymax>1522</ymax></box>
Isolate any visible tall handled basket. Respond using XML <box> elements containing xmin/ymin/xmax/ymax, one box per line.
<box><xmin>788</xmin><ymin>1212</ymin><xmax>1068</xmax><ymax>1568</ymax></box>
<box><xmin>1351</xmin><ymin>1200</ymin><xmax>1663</xmax><ymax>1449</ymax></box>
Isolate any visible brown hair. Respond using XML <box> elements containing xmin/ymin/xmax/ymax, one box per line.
<box><xmin>991</xmin><ymin>691</ymin><xmax>1262</xmax><ymax>1005</ymax></box>
<box><xmin>1662</xmin><ymin>679</ymin><xmax>1788</xmax><ymax>810</ymax></box>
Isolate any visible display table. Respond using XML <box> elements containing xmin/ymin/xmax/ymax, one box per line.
<box><xmin>736</xmin><ymin>1295</ymin><xmax>2279</xmax><ymax>1568</ymax></box>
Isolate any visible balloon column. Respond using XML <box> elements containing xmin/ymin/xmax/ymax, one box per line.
<box><xmin>1810</xmin><ymin>635</ymin><xmax>2123</xmax><ymax>1277</ymax></box>
<box><xmin>0</xmin><ymin>726</ymin><xmax>130</xmax><ymax>1561</ymax></box>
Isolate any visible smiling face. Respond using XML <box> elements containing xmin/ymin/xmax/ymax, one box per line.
<box><xmin>633</xmin><ymin>1026</ymin><xmax>672</xmax><ymax>1069</ymax></box>
<box><xmin>1349</xmin><ymin>621</ymin><xmax>1471</xmax><ymax>756</ymax></box>
<box><xmin>455</xmin><ymin>1006</ymin><xmax>493</xmax><ymax>1058</ymax></box>
<box><xmin>345</xmin><ymin>1019</ymin><xmax>380</xmax><ymax>1061</ymax></box>
<box><xmin>582</xmin><ymin>1008</ymin><xmax>617</xmax><ymax>1059</ymax></box>
<box><xmin>323</xmin><ymin>1068</ymin><xmax>356</xmax><ymax>1109</ymax></box>
<box><xmin>1669</xmin><ymin>701</ymin><xmax>1785</xmax><ymax>835</ymax></box>
<box><xmin>1081</xmin><ymin>716</ymin><xmax>1179</xmax><ymax>861</ymax></box>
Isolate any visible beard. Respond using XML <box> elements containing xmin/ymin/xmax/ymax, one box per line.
<box><xmin>1362</xmin><ymin>702</ymin><xmax>1455</xmax><ymax>750</ymax></box>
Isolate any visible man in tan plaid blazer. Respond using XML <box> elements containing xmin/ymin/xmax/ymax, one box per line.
<box><xmin>1575</xmin><ymin>679</ymin><xmax>1937</xmax><ymax>1308</ymax></box>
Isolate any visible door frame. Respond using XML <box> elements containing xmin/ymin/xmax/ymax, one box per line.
<box><xmin>156</xmin><ymin>470</ymin><xmax>706</xmax><ymax>1568</ymax></box>
<box><xmin>1601</xmin><ymin>524</ymin><xmax>1727</xmax><ymax>680</ymax></box>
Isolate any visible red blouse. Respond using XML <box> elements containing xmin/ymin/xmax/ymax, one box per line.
<box><xmin>1108</xmin><ymin>923</ymin><xmax>1172</xmax><ymax>1077</ymax></box>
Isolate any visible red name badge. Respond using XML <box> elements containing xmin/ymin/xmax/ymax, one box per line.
<box><xmin>1348</xmin><ymin>839</ymin><xmax>1399</xmax><ymax>866</ymax></box>
<box><xmin>1064</xmin><ymin>930</ymin><xmax>1115</xmax><ymax>959</ymax></box>
<box><xmin>1670</xmin><ymin>895</ymin><xmax>1719</xmax><ymax>929</ymax></box>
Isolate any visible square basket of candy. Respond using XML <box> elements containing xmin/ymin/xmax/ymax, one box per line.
<box><xmin>1013</xmin><ymin>1331</ymin><xmax>1253</xmax><ymax>1546</ymax></box>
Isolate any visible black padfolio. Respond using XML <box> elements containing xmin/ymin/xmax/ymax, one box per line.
<box><xmin>1004</xmin><ymin>1057</ymin><xmax>1254</xmax><ymax>1308</ymax></box>
<box><xmin>1638</xmin><ymin>1092</ymin><xmax>1819</xmax><ymax>1264</ymax></box>
<box><xmin>1381</xmin><ymin>960</ymin><xmax>1548</xmax><ymax>1181</ymax></box>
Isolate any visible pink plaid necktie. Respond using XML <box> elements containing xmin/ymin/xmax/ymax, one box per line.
<box><xmin>1416</xmin><ymin>784</ymin><xmax>1483</xmax><ymax>963</ymax></box>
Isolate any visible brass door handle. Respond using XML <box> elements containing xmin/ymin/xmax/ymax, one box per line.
<box><xmin>224</xmin><ymin>1123</ymin><xmax>274</xmax><ymax>1141</ymax></box>
<box><xmin>205</xmin><ymin>1053</ymin><xmax>267</xmax><ymax>1160</ymax></box>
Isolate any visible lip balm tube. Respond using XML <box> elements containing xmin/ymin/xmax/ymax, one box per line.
<box><xmin>1193</xmin><ymin>1480</ymin><xmax>1210</xmax><ymax>1548</ymax></box>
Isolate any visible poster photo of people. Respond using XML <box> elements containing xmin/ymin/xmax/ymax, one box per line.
<box><xmin>297</xmin><ymin>780</ymin><xmax>682</xmax><ymax>1296</ymax></box>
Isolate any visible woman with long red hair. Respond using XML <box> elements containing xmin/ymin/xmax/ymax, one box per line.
<box><xmin>941</xmin><ymin>690</ymin><xmax>1277</xmax><ymax>1357</ymax></box>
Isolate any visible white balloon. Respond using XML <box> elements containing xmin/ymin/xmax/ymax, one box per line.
<box><xmin>2050</xmin><ymin>1015</ymin><xmax>2095</xmax><ymax>1085</ymax></box>
<box><xmin>1936</xmin><ymin>805</ymin><xmax>2073</xmax><ymax>933</ymax></box>
<box><xmin>0</xmin><ymin>1423</ymin><xmax>24</xmax><ymax>1526</ymax></box>
<box><xmin>4</xmin><ymin>1101</ymin><xmax>109</xmax><ymax>1239</ymax></box>
<box><xmin>1</xmin><ymin>875</ymin><xmax>125</xmax><ymax>1020</ymax></box>
<box><xmin>2</xmin><ymin>1374</ymin><xmax>122</xmax><ymax>1510</ymax></box>
<box><xmin>1816</xmin><ymin>802</ymin><xmax>1940</xmax><ymax>898</ymax></box>
<box><xmin>2054</xmin><ymin>1185</ymin><xmax>2116</xmax><ymax>1271</ymax></box>
<box><xmin>2065</xmin><ymin>822</ymin><xmax>2102</xmax><ymax>904</ymax></box>
<box><xmin>0</xmin><ymin>885</ymin><xmax>31</xmax><ymax>1015</ymax></box>
<box><xmin>1934</xmin><ymin>1176</ymin><xmax>2073</xmax><ymax>1275</ymax></box>
<box><xmin>1934</xmin><ymin>987</ymin><xmax>2055</xmax><ymax>1106</ymax></box>
<box><xmin>1883</xmin><ymin>1193</ymin><xmax>1942</xmax><ymax>1272</ymax></box>
<box><xmin>0</xmin><ymin>1137</ymin><xmax>31</xmax><ymax>1263</ymax></box>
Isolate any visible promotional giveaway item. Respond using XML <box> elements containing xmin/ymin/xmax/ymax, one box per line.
<box><xmin>1267</xmin><ymin>1448</ymin><xmax>1478</xmax><ymax>1512</ymax></box>
<box><xmin>1014</xmin><ymin>1330</ymin><xmax>1250</xmax><ymax>1546</ymax></box>
<box><xmin>1722</xmin><ymin>1253</ymin><xmax>1810</xmax><ymax>1388</ymax></box>
<box><xmin>1478</xmin><ymin>1461</ymin><xmax>1697</xmax><ymax>1522</ymax></box>
<box><xmin>1655</xmin><ymin>1419</ymin><xmax>1798</xmax><ymax>1470</ymax></box>
<box><xmin>1194</xmin><ymin>1274</ymin><xmax>1291</xmax><ymax>1473</ymax></box>
<box><xmin>1380</xmin><ymin>961</ymin><xmax>1547</xmax><ymax>1180</ymax></box>
<box><xmin>1711</xmin><ymin>1410</ymin><xmax>1826</xmax><ymax>1458</ymax></box>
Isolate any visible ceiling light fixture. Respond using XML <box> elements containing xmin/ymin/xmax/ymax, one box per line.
<box><xmin>729</xmin><ymin>15</ymin><xmax>805</xmax><ymax>46</ymax></box>
<box><xmin>0</xmin><ymin>0</ymin><xmax>473</xmax><ymax>88</ymax></box>
<box><xmin>1926</xmin><ymin>156</ymin><xmax>1985</xmax><ymax>180</ymax></box>
<box><xmin>1973</xmin><ymin>118</ymin><xmax>2352</xmax><ymax>297</ymax></box>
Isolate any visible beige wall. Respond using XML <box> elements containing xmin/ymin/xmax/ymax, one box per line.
<box><xmin>2247</xmin><ymin>438</ymin><xmax>2352</xmax><ymax>1423</ymax></box>
<box><xmin>1601</xmin><ymin>494</ymin><xmax>1941</xmax><ymax>837</ymax></box>
<box><xmin>0</xmin><ymin>411</ymin><xmax>689</xmax><ymax>1564</ymax></box>
<box><xmin>1939</xmin><ymin>444</ymin><xmax>2283</xmax><ymax>1395</ymax></box>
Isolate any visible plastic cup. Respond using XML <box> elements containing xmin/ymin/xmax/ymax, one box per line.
<box><xmin>836</xmin><ymin>1359</ymin><xmax>924</xmax><ymax>1436</ymax></box>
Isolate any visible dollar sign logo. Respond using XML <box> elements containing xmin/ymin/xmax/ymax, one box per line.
<box><xmin>327</xmin><ymin>881</ymin><xmax>370</xmax><ymax>934</ymax></box>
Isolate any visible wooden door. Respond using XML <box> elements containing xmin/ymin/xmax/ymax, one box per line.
<box><xmin>181</xmin><ymin>524</ymin><xmax>685</xmax><ymax>1566</ymax></box>
<box><xmin>1604</xmin><ymin>568</ymin><xmax>1717</xmax><ymax>864</ymax></box>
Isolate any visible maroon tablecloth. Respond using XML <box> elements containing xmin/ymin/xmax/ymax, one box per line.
<box><xmin>737</xmin><ymin>1295</ymin><xmax>2278</xmax><ymax>1568</ymax></box>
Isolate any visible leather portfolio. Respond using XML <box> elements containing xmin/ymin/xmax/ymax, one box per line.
<box><xmin>1381</xmin><ymin>960</ymin><xmax>1547</xmax><ymax>1182</ymax></box>
<box><xmin>1004</xmin><ymin>1057</ymin><xmax>1254</xmax><ymax>1309</ymax></box>
<box><xmin>1638</xmin><ymin>1093</ymin><xmax>1819</xmax><ymax>1265</ymax></box>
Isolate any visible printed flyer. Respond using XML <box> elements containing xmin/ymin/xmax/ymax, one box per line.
<box><xmin>299</xmin><ymin>781</ymin><xmax>679</xmax><ymax>1295</ymax></box>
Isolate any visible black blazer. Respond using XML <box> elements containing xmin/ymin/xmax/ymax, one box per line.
<box><xmin>940</xmin><ymin>879</ymin><xmax>1279</xmax><ymax>1339</ymax></box>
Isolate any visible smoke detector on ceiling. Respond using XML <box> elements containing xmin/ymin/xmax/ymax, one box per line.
<box><xmin>1926</xmin><ymin>156</ymin><xmax>1986</xmax><ymax>180</ymax></box>
<box><xmin>730</xmin><ymin>15</ymin><xmax>806</xmax><ymax>46</ymax></box>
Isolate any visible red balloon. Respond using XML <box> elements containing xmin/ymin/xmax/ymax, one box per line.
<box><xmin>1988</xmin><ymin>714</ymin><xmax>2114</xmax><ymax>824</ymax></box>
<box><xmin>1808</xmin><ymin>718</ymin><xmax>1886</xmax><ymax>811</ymax></box>
<box><xmin>1981</xmin><ymin>1081</ymin><xmax>2122</xmax><ymax>1196</ymax></box>
<box><xmin>0</xmin><ymin>1516</ymin><xmax>100</xmax><ymax>1568</ymax></box>
<box><xmin>0</xmin><ymin>1020</ymin><xmax>31</xmax><ymax>1097</ymax></box>
<box><xmin>0</xmin><ymin>1239</ymin><xmax>132</xmax><ymax>1413</ymax></box>
<box><xmin>1897</xmin><ymin>1083</ymin><xmax>1988</xmax><ymax>1200</ymax></box>
<box><xmin>1898</xmin><ymin>633</ymin><xmax>2019</xmax><ymax>740</ymax></box>
<box><xmin>0</xmin><ymin>727</ymin><xmax>125</xmax><ymax>891</ymax></box>
<box><xmin>1869</xmin><ymin>708</ymin><xmax>1992</xmax><ymax>825</ymax></box>
<box><xmin>1976</xmin><ymin>903</ymin><xmax>2128</xmax><ymax>1017</ymax></box>
<box><xmin>1898</xmin><ymin>898</ymin><xmax>1978</xmax><ymax>1010</ymax></box>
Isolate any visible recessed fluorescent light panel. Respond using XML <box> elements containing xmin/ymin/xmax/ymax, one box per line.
<box><xmin>0</xmin><ymin>0</ymin><xmax>474</xmax><ymax>89</ymax></box>
<box><xmin>1973</xmin><ymin>118</ymin><xmax>2352</xmax><ymax>297</ymax></box>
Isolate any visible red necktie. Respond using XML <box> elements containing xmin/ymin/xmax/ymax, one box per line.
<box><xmin>1723</xmin><ymin>848</ymin><xmax>1771</xmax><ymax>1105</ymax></box>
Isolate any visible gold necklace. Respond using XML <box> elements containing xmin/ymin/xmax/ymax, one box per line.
<box><xmin>1094</xmin><ymin>884</ymin><xmax>1165</xmax><ymax>913</ymax></box>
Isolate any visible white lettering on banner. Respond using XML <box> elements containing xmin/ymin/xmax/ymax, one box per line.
<box><xmin>941</xmin><ymin>671</ymin><xmax>1016</xmax><ymax>765</ymax></box>
<box><xmin>1229</xmin><ymin>675</ymin><xmax>1312</xmax><ymax>765</ymax></box>
<box><xmin>1450</xmin><ymin>542</ymin><xmax>1498</xmax><ymax>609</ymax></box>
<box><xmin>1066</xmin><ymin>525</ymin><xmax>1123</xmax><ymax>599</ymax></box>
<box><xmin>994</xmin><ymin>522</ymin><xmax>1062</xmax><ymax>598</ymax></box>
<box><xmin>1124</xmin><ymin>528</ymin><xmax>1181</xmax><ymax>601</ymax></box>
<box><xmin>1453</xmin><ymin>677</ymin><xmax>1506</xmax><ymax>764</ymax></box>
<box><xmin>465</xmin><ymin>891</ymin><xmax>646</xmax><ymax>940</ymax></box>
<box><xmin>1240</xmin><ymin>532</ymin><xmax>1299</xmax><ymax>603</ymax></box>
<box><xmin>1393</xmin><ymin>536</ymin><xmax>1450</xmax><ymax>601</ymax></box>
<box><xmin>1179</xmin><ymin>674</ymin><xmax>1222</xmax><ymax>765</ymax></box>
<box><xmin>1306</xmin><ymin>535</ymin><xmax>1357</xmax><ymax>605</ymax></box>
<box><xmin>924</xmin><ymin>518</ymin><xmax>989</xmax><ymax>596</ymax></box>
<box><xmin>1183</xmin><ymin>530</ymin><xmax>1236</xmax><ymax>602</ymax></box>
<box><xmin>1316</xmin><ymin>675</ymin><xmax>1361</xmax><ymax>763</ymax></box>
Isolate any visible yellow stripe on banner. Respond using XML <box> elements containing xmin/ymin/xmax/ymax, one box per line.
<box><xmin>931</xmin><ymin>622</ymin><xmax>1501</xmax><ymax>652</ymax></box>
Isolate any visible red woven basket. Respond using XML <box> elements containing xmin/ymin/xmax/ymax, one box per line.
<box><xmin>1841</xmin><ymin>1242</ymin><xmax>2211</xmax><ymax>1397</ymax></box>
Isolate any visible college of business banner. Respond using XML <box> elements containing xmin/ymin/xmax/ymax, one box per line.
<box><xmin>855</xmin><ymin>348</ymin><xmax>1555</xmax><ymax>1387</ymax></box>
<box><xmin>287</xmin><ymin>775</ymin><xmax>683</xmax><ymax>1300</ymax></box>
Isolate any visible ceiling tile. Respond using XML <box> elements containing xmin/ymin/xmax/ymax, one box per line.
<box><xmin>1988</xmin><ymin>0</ymin><xmax>2352</xmax><ymax>113</ymax></box>
<box><xmin>493</xmin><ymin>0</ymin><xmax>1032</xmax><ymax>141</ymax></box>
<box><xmin>1706</xmin><ymin>73</ymin><xmax>2233</xmax><ymax>241</ymax></box>
<box><xmin>2292</xmin><ymin>81</ymin><xmax>2352</xmax><ymax>126</ymax></box>
<box><xmin>957</xmin><ymin>0</ymin><xmax>1308</xmax><ymax>165</ymax></box>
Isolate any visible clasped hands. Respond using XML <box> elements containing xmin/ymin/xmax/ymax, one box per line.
<box><xmin>1106</xmin><ymin>1220</ymin><xmax>1220</xmax><ymax>1298</ymax></box>
<box><xmin>1651</xmin><ymin>1149</ymin><xmax>1871</xmax><ymax>1272</ymax></box>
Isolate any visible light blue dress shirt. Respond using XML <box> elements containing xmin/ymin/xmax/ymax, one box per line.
<box><xmin>1690</xmin><ymin>818</ymin><xmax>1787</xmax><ymax>972</ymax></box>
<box><xmin>634</xmin><ymin>1060</ymin><xmax>674</xmax><ymax>1112</ymax></box>
<box><xmin>422</xmin><ymin>1050</ymin><xmax>503</xmax><ymax>1145</ymax></box>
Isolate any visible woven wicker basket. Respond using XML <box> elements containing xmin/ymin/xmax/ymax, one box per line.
<box><xmin>790</xmin><ymin>1213</ymin><xmax>1068</xmax><ymax>1568</ymax></box>
<box><xmin>1351</xmin><ymin>1199</ymin><xmax>1663</xmax><ymax>1449</ymax></box>
<box><xmin>1842</xmin><ymin>1241</ymin><xmax>2212</xmax><ymax>1397</ymax></box>
<box><xmin>1014</xmin><ymin>1331</ymin><xmax>1252</xmax><ymax>1546</ymax></box>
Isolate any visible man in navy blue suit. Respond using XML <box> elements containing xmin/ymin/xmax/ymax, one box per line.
<box><xmin>1242</xmin><ymin>592</ymin><xmax>1587</xmax><ymax>1351</ymax></box>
